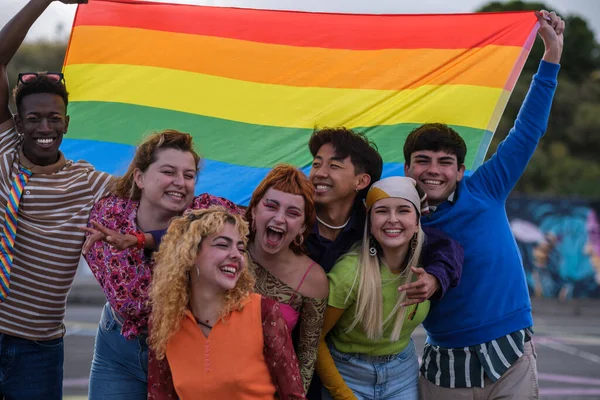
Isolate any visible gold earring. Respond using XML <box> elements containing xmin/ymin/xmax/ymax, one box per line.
<box><xmin>293</xmin><ymin>234</ymin><xmax>304</xmax><ymax>246</ymax></box>
<box><xmin>410</xmin><ymin>234</ymin><xmax>418</xmax><ymax>251</ymax></box>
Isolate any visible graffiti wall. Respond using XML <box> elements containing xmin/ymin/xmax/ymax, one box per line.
<box><xmin>507</xmin><ymin>196</ymin><xmax>600</xmax><ymax>299</ymax></box>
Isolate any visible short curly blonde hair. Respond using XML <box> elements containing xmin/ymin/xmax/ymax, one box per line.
<box><xmin>148</xmin><ymin>206</ymin><xmax>254</xmax><ymax>359</ymax></box>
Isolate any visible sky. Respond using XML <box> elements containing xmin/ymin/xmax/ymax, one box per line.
<box><xmin>2</xmin><ymin>0</ymin><xmax>599</xmax><ymax>42</ymax></box>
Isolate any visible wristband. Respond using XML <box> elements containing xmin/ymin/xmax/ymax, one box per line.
<box><xmin>134</xmin><ymin>231</ymin><xmax>146</xmax><ymax>250</ymax></box>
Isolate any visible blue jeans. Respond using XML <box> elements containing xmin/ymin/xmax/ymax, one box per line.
<box><xmin>88</xmin><ymin>303</ymin><xmax>148</xmax><ymax>399</ymax></box>
<box><xmin>0</xmin><ymin>332</ymin><xmax>64</xmax><ymax>399</ymax></box>
<box><xmin>322</xmin><ymin>339</ymin><xmax>419</xmax><ymax>400</ymax></box>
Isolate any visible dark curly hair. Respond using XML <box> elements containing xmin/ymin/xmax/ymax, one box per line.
<box><xmin>13</xmin><ymin>73</ymin><xmax>69</xmax><ymax>116</ymax></box>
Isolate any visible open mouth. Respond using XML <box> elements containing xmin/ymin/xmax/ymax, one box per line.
<box><xmin>219</xmin><ymin>265</ymin><xmax>238</xmax><ymax>278</ymax></box>
<box><xmin>422</xmin><ymin>179</ymin><xmax>444</xmax><ymax>186</ymax></box>
<box><xmin>314</xmin><ymin>183</ymin><xmax>332</xmax><ymax>194</ymax></box>
<box><xmin>265</xmin><ymin>226</ymin><xmax>285</xmax><ymax>247</ymax></box>
<box><xmin>383</xmin><ymin>228</ymin><xmax>403</xmax><ymax>238</ymax></box>
<box><xmin>165</xmin><ymin>191</ymin><xmax>185</xmax><ymax>200</ymax></box>
<box><xmin>35</xmin><ymin>137</ymin><xmax>56</xmax><ymax>148</ymax></box>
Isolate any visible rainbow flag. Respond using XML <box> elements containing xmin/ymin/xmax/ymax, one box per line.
<box><xmin>62</xmin><ymin>0</ymin><xmax>539</xmax><ymax>204</ymax></box>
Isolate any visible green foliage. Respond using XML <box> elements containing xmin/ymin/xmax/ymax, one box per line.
<box><xmin>478</xmin><ymin>1</ymin><xmax>600</xmax><ymax>199</ymax></box>
<box><xmin>477</xmin><ymin>1</ymin><xmax>600</xmax><ymax>83</ymax></box>
<box><xmin>7</xmin><ymin>41</ymin><xmax>67</xmax><ymax>110</ymax></box>
<box><xmin>7</xmin><ymin>41</ymin><xmax>67</xmax><ymax>78</ymax></box>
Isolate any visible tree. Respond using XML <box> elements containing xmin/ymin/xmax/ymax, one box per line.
<box><xmin>6</xmin><ymin>41</ymin><xmax>67</xmax><ymax>111</ymax></box>
<box><xmin>477</xmin><ymin>1</ymin><xmax>600</xmax><ymax>83</ymax></box>
<box><xmin>478</xmin><ymin>1</ymin><xmax>600</xmax><ymax>199</ymax></box>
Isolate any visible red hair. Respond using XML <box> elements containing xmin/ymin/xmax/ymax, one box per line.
<box><xmin>246</xmin><ymin>164</ymin><xmax>315</xmax><ymax>254</ymax></box>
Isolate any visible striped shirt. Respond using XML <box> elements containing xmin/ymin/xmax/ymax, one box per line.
<box><xmin>420</xmin><ymin>328</ymin><xmax>533</xmax><ymax>388</ymax></box>
<box><xmin>0</xmin><ymin>120</ymin><xmax>113</xmax><ymax>340</ymax></box>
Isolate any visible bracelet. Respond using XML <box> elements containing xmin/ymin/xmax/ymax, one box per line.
<box><xmin>134</xmin><ymin>231</ymin><xmax>146</xmax><ymax>250</ymax></box>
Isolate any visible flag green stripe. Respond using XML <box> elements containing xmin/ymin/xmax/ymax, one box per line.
<box><xmin>67</xmin><ymin>101</ymin><xmax>486</xmax><ymax>168</ymax></box>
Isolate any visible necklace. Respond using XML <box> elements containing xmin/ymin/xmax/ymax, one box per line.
<box><xmin>316</xmin><ymin>215</ymin><xmax>351</xmax><ymax>230</ymax></box>
<box><xmin>194</xmin><ymin>317</ymin><xmax>213</xmax><ymax>330</ymax></box>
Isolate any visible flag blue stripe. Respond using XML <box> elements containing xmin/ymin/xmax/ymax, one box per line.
<box><xmin>61</xmin><ymin>139</ymin><xmax>471</xmax><ymax>205</ymax></box>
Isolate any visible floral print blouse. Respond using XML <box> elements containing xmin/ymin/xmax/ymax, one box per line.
<box><xmin>83</xmin><ymin>193</ymin><xmax>241</xmax><ymax>339</ymax></box>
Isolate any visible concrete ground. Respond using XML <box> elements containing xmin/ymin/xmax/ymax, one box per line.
<box><xmin>61</xmin><ymin>289</ymin><xmax>600</xmax><ymax>400</ymax></box>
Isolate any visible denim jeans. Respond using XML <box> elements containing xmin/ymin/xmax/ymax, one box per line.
<box><xmin>322</xmin><ymin>339</ymin><xmax>419</xmax><ymax>400</ymax></box>
<box><xmin>88</xmin><ymin>302</ymin><xmax>149</xmax><ymax>399</ymax></box>
<box><xmin>0</xmin><ymin>332</ymin><xmax>64</xmax><ymax>399</ymax></box>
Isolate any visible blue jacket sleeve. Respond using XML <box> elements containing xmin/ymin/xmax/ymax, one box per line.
<box><xmin>421</xmin><ymin>226</ymin><xmax>464</xmax><ymax>300</ymax></box>
<box><xmin>468</xmin><ymin>60</ymin><xmax>560</xmax><ymax>201</ymax></box>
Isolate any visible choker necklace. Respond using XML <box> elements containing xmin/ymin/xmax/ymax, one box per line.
<box><xmin>317</xmin><ymin>215</ymin><xmax>351</xmax><ymax>230</ymax></box>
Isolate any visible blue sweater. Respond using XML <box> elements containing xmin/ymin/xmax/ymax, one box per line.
<box><xmin>421</xmin><ymin>61</ymin><xmax>560</xmax><ymax>348</ymax></box>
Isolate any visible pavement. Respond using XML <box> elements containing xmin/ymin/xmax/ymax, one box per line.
<box><xmin>66</xmin><ymin>258</ymin><xmax>600</xmax><ymax>398</ymax></box>
<box><xmin>61</xmin><ymin>288</ymin><xmax>600</xmax><ymax>400</ymax></box>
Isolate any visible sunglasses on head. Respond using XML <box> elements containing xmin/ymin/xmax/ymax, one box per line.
<box><xmin>18</xmin><ymin>72</ymin><xmax>65</xmax><ymax>85</ymax></box>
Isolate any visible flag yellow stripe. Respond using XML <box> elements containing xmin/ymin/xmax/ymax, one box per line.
<box><xmin>65</xmin><ymin>63</ymin><xmax>505</xmax><ymax>131</ymax></box>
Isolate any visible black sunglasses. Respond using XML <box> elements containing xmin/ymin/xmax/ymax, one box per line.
<box><xmin>18</xmin><ymin>72</ymin><xmax>65</xmax><ymax>85</ymax></box>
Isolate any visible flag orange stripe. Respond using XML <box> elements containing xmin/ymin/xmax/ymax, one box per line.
<box><xmin>66</xmin><ymin>25</ymin><xmax>524</xmax><ymax>90</ymax></box>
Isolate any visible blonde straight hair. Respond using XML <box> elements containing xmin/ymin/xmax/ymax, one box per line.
<box><xmin>346</xmin><ymin>215</ymin><xmax>424</xmax><ymax>342</ymax></box>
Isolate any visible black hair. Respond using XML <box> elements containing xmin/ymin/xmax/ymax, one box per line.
<box><xmin>13</xmin><ymin>73</ymin><xmax>69</xmax><ymax>115</ymax></box>
<box><xmin>403</xmin><ymin>123</ymin><xmax>467</xmax><ymax>167</ymax></box>
<box><xmin>309</xmin><ymin>126</ymin><xmax>383</xmax><ymax>196</ymax></box>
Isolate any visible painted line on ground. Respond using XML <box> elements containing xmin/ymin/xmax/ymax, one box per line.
<box><xmin>533</xmin><ymin>334</ymin><xmax>600</xmax><ymax>347</ymax></box>
<box><xmin>64</xmin><ymin>321</ymin><xmax>98</xmax><ymax>337</ymax></box>
<box><xmin>538</xmin><ymin>373</ymin><xmax>600</xmax><ymax>386</ymax></box>
<box><xmin>65</xmin><ymin>321</ymin><xmax>99</xmax><ymax>330</ymax></box>
<box><xmin>63</xmin><ymin>373</ymin><xmax>600</xmax><ymax>396</ymax></box>
<box><xmin>540</xmin><ymin>388</ymin><xmax>600</xmax><ymax>396</ymax></box>
<box><xmin>536</xmin><ymin>337</ymin><xmax>600</xmax><ymax>365</ymax></box>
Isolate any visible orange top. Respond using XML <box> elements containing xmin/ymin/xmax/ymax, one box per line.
<box><xmin>166</xmin><ymin>293</ymin><xmax>276</xmax><ymax>400</ymax></box>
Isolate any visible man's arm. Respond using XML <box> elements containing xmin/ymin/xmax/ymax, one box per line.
<box><xmin>469</xmin><ymin>10</ymin><xmax>565</xmax><ymax>200</ymax></box>
<box><xmin>0</xmin><ymin>0</ymin><xmax>53</xmax><ymax>123</ymax></box>
<box><xmin>0</xmin><ymin>0</ymin><xmax>86</xmax><ymax>124</ymax></box>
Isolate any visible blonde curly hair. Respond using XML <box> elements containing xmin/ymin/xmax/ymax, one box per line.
<box><xmin>149</xmin><ymin>206</ymin><xmax>255</xmax><ymax>360</ymax></box>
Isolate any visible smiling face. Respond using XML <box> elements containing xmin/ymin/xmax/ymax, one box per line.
<box><xmin>404</xmin><ymin>150</ymin><xmax>465</xmax><ymax>207</ymax></box>
<box><xmin>15</xmin><ymin>93</ymin><xmax>69</xmax><ymax>166</ymax></box>
<box><xmin>370</xmin><ymin>197</ymin><xmax>419</xmax><ymax>254</ymax></box>
<box><xmin>308</xmin><ymin>143</ymin><xmax>369</xmax><ymax>207</ymax></box>
<box><xmin>134</xmin><ymin>148</ymin><xmax>197</xmax><ymax>216</ymax></box>
<box><xmin>193</xmin><ymin>222</ymin><xmax>247</xmax><ymax>292</ymax></box>
<box><xmin>251</xmin><ymin>187</ymin><xmax>306</xmax><ymax>254</ymax></box>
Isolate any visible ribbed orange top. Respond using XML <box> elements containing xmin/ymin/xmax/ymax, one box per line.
<box><xmin>166</xmin><ymin>293</ymin><xmax>276</xmax><ymax>399</ymax></box>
